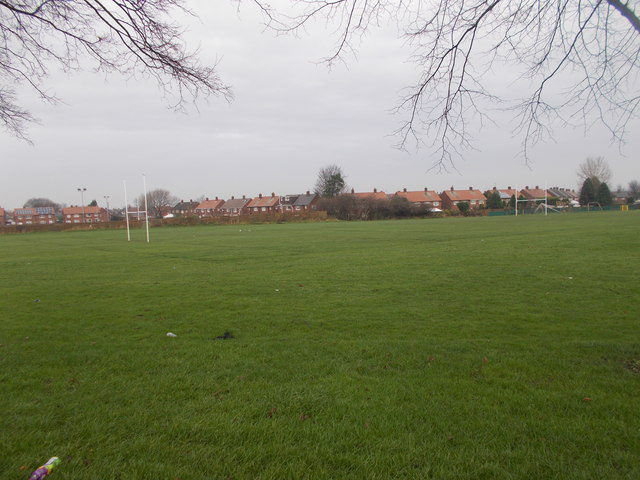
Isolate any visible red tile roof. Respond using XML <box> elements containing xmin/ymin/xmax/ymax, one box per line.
<box><xmin>395</xmin><ymin>190</ymin><xmax>442</xmax><ymax>203</ymax></box>
<box><xmin>520</xmin><ymin>187</ymin><xmax>548</xmax><ymax>199</ymax></box>
<box><xmin>352</xmin><ymin>190</ymin><xmax>387</xmax><ymax>200</ymax></box>
<box><xmin>498</xmin><ymin>188</ymin><xmax>518</xmax><ymax>198</ymax></box>
<box><xmin>441</xmin><ymin>189</ymin><xmax>486</xmax><ymax>202</ymax></box>
<box><xmin>246</xmin><ymin>194</ymin><xmax>280</xmax><ymax>208</ymax></box>
<box><xmin>62</xmin><ymin>206</ymin><xmax>103</xmax><ymax>215</ymax></box>
<box><xmin>196</xmin><ymin>198</ymin><xmax>225</xmax><ymax>210</ymax></box>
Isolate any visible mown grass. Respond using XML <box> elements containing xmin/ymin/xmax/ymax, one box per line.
<box><xmin>1</xmin><ymin>212</ymin><xmax>638</xmax><ymax>479</ymax></box>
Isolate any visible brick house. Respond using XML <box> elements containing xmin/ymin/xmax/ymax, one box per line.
<box><xmin>62</xmin><ymin>206</ymin><xmax>108</xmax><ymax>223</ymax></box>
<box><xmin>13</xmin><ymin>207</ymin><xmax>57</xmax><ymax>225</ymax></box>
<box><xmin>1</xmin><ymin>208</ymin><xmax>10</xmax><ymax>225</ymax></box>
<box><xmin>292</xmin><ymin>192</ymin><xmax>319</xmax><ymax>211</ymax></box>
<box><xmin>279</xmin><ymin>194</ymin><xmax>299</xmax><ymax>212</ymax></box>
<box><xmin>195</xmin><ymin>197</ymin><xmax>225</xmax><ymax>217</ymax></box>
<box><xmin>350</xmin><ymin>188</ymin><xmax>387</xmax><ymax>200</ymax></box>
<box><xmin>547</xmin><ymin>187</ymin><xmax>580</xmax><ymax>205</ymax></box>
<box><xmin>172</xmin><ymin>200</ymin><xmax>199</xmax><ymax>217</ymax></box>
<box><xmin>395</xmin><ymin>188</ymin><xmax>443</xmax><ymax>208</ymax></box>
<box><xmin>219</xmin><ymin>196</ymin><xmax>250</xmax><ymax>216</ymax></box>
<box><xmin>493</xmin><ymin>186</ymin><xmax>518</xmax><ymax>204</ymax></box>
<box><xmin>520</xmin><ymin>186</ymin><xmax>549</xmax><ymax>207</ymax></box>
<box><xmin>280</xmin><ymin>192</ymin><xmax>319</xmax><ymax>212</ymax></box>
<box><xmin>246</xmin><ymin>193</ymin><xmax>280</xmax><ymax>214</ymax></box>
<box><xmin>440</xmin><ymin>187</ymin><xmax>487</xmax><ymax>210</ymax></box>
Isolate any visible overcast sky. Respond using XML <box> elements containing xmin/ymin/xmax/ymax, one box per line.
<box><xmin>1</xmin><ymin>1</ymin><xmax>637</xmax><ymax>209</ymax></box>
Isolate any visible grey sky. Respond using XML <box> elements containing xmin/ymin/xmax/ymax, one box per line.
<box><xmin>1</xmin><ymin>1</ymin><xmax>637</xmax><ymax>209</ymax></box>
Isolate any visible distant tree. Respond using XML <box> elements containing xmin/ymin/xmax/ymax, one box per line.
<box><xmin>314</xmin><ymin>165</ymin><xmax>347</xmax><ymax>198</ymax></box>
<box><xmin>23</xmin><ymin>198</ymin><xmax>60</xmax><ymax>210</ymax></box>
<box><xmin>579</xmin><ymin>178</ymin><xmax>596</xmax><ymax>205</ymax></box>
<box><xmin>577</xmin><ymin>157</ymin><xmax>612</xmax><ymax>192</ymax></box>
<box><xmin>88</xmin><ymin>199</ymin><xmax>98</xmax><ymax>207</ymax></box>
<box><xmin>456</xmin><ymin>202</ymin><xmax>470</xmax><ymax>215</ymax></box>
<box><xmin>136</xmin><ymin>188</ymin><xmax>178</xmax><ymax>218</ymax></box>
<box><xmin>485</xmin><ymin>191</ymin><xmax>503</xmax><ymax>209</ymax></box>
<box><xmin>317</xmin><ymin>194</ymin><xmax>430</xmax><ymax>220</ymax></box>
<box><xmin>596</xmin><ymin>182</ymin><xmax>613</xmax><ymax>206</ymax></box>
<box><xmin>388</xmin><ymin>196</ymin><xmax>413</xmax><ymax>218</ymax></box>
<box><xmin>629</xmin><ymin>180</ymin><xmax>640</xmax><ymax>200</ymax></box>
<box><xmin>508</xmin><ymin>195</ymin><xmax>516</xmax><ymax>208</ymax></box>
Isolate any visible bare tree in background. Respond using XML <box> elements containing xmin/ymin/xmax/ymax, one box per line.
<box><xmin>577</xmin><ymin>156</ymin><xmax>613</xmax><ymax>191</ymax></box>
<box><xmin>136</xmin><ymin>188</ymin><xmax>178</xmax><ymax>218</ymax></box>
<box><xmin>251</xmin><ymin>0</ymin><xmax>640</xmax><ymax>168</ymax></box>
<box><xmin>23</xmin><ymin>197</ymin><xmax>62</xmax><ymax>210</ymax></box>
<box><xmin>314</xmin><ymin>164</ymin><xmax>348</xmax><ymax>197</ymax></box>
<box><xmin>0</xmin><ymin>0</ymin><xmax>231</xmax><ymax>140</ymax></box>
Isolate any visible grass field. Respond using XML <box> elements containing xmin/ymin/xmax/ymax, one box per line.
<box><xmin>1</xmin><ymin>212</ymin><xmax>639</xmax><ymax>479</ymax></box>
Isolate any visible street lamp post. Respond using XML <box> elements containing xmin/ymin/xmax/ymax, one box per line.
<box><xmin>77</xmin><ymin>187</ymin><xmax>86</xmax><ymax>223</ymax></box>
<box><xmin>104</xmin><ymin>195</ymin><xmax>110</xmax><ymax>222</ymax></box>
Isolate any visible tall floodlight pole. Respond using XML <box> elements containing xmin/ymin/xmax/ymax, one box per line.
<box><xmin>77</xmin><ymin>187</ymin><xmax>86</xmax><ymax>223</ymax></box>
<box><xmin>104</xmin><ymin>195</ymin><xmax>110</xmax><ymax>222</ymax></box>
<box><xmin>544</xmin><ymin>183</ymin><xmax>548</xmax><ymax>216</ymax></box>
<box><xmin>124</xmin><ymin>181</ymin><xmax>131</xmax><ymax>241</ymax></box>
<box><xmin>143</xmin><ymin>174</ymin><xmax>150</xmax><ymax>243</ymax></box>
<box><xmin>515</xmin><ymin>185</ymin><xmax>518</xmax><ymax>217</ymax></box>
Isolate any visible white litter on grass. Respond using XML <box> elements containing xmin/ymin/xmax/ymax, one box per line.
<box><xmin>166</xmin><ymin>332</ymin><xmax>177</xmax><ymax>337</ymax></box>
<box><xmin>275</xmin><ymin>289</ymin><xmax>279</xmax><ymax>292</ymax></box>
<box><xmin>567</xmin><ymin>277</ymin><xmax>574</xmax><ymax>280</ymax></box>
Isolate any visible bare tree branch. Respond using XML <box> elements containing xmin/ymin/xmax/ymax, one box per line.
<box><xmin>249</xmin><ymin>0</ymin><xmax>640</xmax><ymax>169</ymax></box>
<box><xmin>0</xmin><ymin>0</ymin><xmax>231</xmax><ymax>139</ymax></box>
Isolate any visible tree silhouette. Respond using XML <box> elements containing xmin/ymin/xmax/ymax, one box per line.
<box><xmin>1</xmin><ymin>1</ymin><xmax>230</xmax><ymax>140</ymax></box>
<box><xmin>253</xmin><ymin>1</ymin><xmax>640</xmax><ymax>167</ymax></box>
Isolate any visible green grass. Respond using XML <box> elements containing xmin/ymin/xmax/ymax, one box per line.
<box><xmin>1</xmin><ymin>212</ymin><xmax>639</xmax><ymax>479</ymax></box>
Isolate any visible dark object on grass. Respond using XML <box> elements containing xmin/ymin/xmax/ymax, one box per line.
<box><xmin>214</xmin><ymin>331</ymin><xmax>234</xmax><ymax>340</ymax></box>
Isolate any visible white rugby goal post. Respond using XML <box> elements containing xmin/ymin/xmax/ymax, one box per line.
<box><xmin>514</xmin><ymin>184</ymin><xmax>550</xmax><ymax>216</ymax></box>
<box><xmin>123</xmin><ymin>174</ymin><xmax>150</xmax><ymax>243</ymax></box>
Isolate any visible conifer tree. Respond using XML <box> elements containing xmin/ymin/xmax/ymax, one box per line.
<box><xmin>596</xmin><ymin>182</ymin><xmax>613</xmax><ymax>206</ymax></box>
<box><xmin>580</xmin><ymin>178</ymin><xmax>596</xmax><ymax>205</ymax></box>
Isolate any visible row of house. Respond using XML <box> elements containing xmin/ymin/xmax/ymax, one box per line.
<box><xmin>5</xmin><ymin>205</ymin><xmax>109</xmax><ymax>226</ymax></box>
<box><xmin>0</xmin><ymin>185</ymin><xmax>599</xmax><ymax>225</ymax></box>
<box><xmin>174</xmin><ymin>191</ymin><xmax>321</xmax><ymax>218</ymax></box>
<box><xmin>166</xmin><ymin>185</ymin><xmax>581</xmax><ymax>219</ymax></box>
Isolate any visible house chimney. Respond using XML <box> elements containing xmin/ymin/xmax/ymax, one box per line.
<box><xmin>492</xmin><ymin>186</ymin><xmax>497</xmax><ymax>191</ymax></box>
<box><xmin>535</xmin><ymin>185</ymin><xmax>539</xmax><ymax>189</ymax></box>
<box><xmin>215</xmin><ymin>196</ymin><xmax>218</xmax><ymax>201</ymax></box>
<box><xmin>508</xmin><ymin>186</ymin><xmax>511</xmax><ymax>189</ymax></box>
<box><xmin>469</xmin><ymin>186</ymin><xmax>473</xmax><ymax>191</ymax></box>
<box><xmin>205</xmin><ymin>197</ymin><xmax>209</xmax><ymax>201</ymax></box>
<box><xmin>351</xmin><ymin>188</ymin><xmax>355</xmax><ymax>194</ymax></box>
<box><xmin>259</xmin><ymin>193</ymin><xmax>262</xmax><ymax>198</ymax></box>
<box><xmin>242</xmin><ymin>195</ymin><xmax>246</xmax><ymax>200</ymax></box>
<box><xmin>271</xmin><ymin>192</ymin><xmax>275</xmax><ymax>197</ymax></box>
<box><xmin>306</xmin><ymin>190</ymin><xmax>310</xmax><ymax>195</ymax></box>
<box><xmin>404</xmin><ymin>188</ymin><xmax>407</xmax><ymax>193</ymax></box>
<box><xmin>231</xmin><ymin>196</ymin><xmax>235</xmax><ymax>200</ymax></box>
<box><xmin>424</xmin><ymin>187</ymin><xmax>428</xmax><ymax>192</ymax></box>
<box><xmin>374</xmin><ymin>188</ymin><xmax>377</xmax><ymax>193</ymax></box>
<box><xmin>526</xmin><ymin>186</ymin><xmax>529</xmax><ymax>189</ymax></box>
<box><xmin>450</xmin><ymin>186</ymin><xmax>454</xmax><ymax>191</ymax></box>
